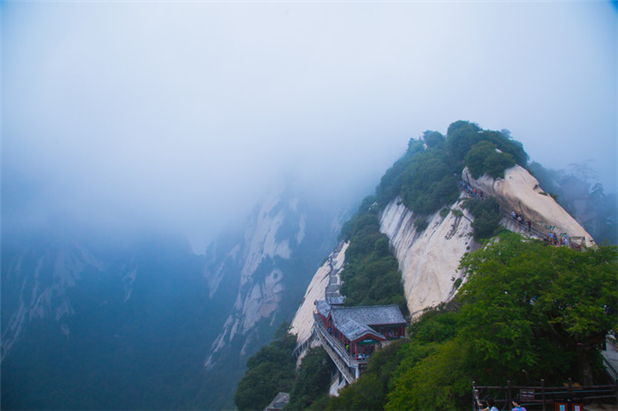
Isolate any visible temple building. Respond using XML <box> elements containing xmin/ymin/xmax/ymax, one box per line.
<box><xmin>314</xmin><ymin>300</ymin><xmax>406</xmax><ymax>376</ymax></box>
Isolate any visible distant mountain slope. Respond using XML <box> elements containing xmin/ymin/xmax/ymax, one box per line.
<box><xmin>196</xmin><ymin>188</ymin><xmax>349</xmax><ymax>409</ymax></box>
<box><xmin>1</xmin><ymin>186</ymin><xmax>352</xmax><ymax>410</ymax></box>
<box><xmin>1</xmin><ymin>231</ymin><xmax>216</xmax><ymax>410</ymax></box>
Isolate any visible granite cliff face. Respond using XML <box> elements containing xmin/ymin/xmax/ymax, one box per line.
<box><xmin>290</xmin><ymin>242</ymin><xmax>349</xmax><ymax>346</ymax></box>
<box><xmin>202</xmin><ymin>189</ymin><xmax>345</xmax><ymax>375</ymax></box>
<box><xmin>291</xmin><ymin>165</ymin><xmax>595</xmax><ymax>344</ymax></box>
<box><xmin>205</xmin><ymin>193</ymin><xmax>302</xmax><ymax>365</ymax></box>
<box><xmin>463</xmin><ymin>165</ymin><xmax>595</xmax><ymax>247</ymax></box>
<box><xmin>379</xmin><ymin>195</ymin><xmax>477</xmax><ymax>317</ymax></box>
<box><xmin>1</xmin><ymin>243</ymin><xmax>105</xmax><ymax>362</ymax></box>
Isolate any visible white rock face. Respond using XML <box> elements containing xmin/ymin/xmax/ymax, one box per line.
<box><xmin>378</xmin><ymin>165</ymin><xmax>595</xmax><ymax>318</ymax></box>
<box><xmin>203</xmin><ymin>244</ymin><xmax>240</xmax><ymax>299</ymax></box>
<box><xmin>205</xmin><ymin>192</ymin><xmax>306</xmax><ymax>368</ymax></box>
<box><xmin>463</xmin><ymin>165</ymin><xmax>595</xmax><ymax>247</ymax></box>
<box><xmin>380</xmin><ymin>196</ymin><xmax>477</xmax><ymax>317</ymax></box>
<box><xmin>290</xmin><ymin>242</ymin><xmax>349</xmax><ymax>345</ymax></box>
<box><xmin>1</xmin><ymin>244</ymin><xmax>104</xmax><ymax>362</ymax></box>
<box><xmin>239</xmin><ymin>195</ymin><xmax>293</xmax><ymax>288</ymax></box>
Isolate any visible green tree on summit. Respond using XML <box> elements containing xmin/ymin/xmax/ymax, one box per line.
<box><xmin>401</xmin><ymin>149</ymin><xmax>459</xmax><ymax>215</ymax></box>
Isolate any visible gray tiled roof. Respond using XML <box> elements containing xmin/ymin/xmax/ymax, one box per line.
<box><xmin>331</xmin><ymin>305</ymin><xmax>406</xmax><ymax>327</ymax></box>
<box><xmin>315</xmin><ymin>300</ymin><xmax>331</xmax><ymax>318</ymax></box>
<box><xmin>337</xmin><ymin>318</ymin><xmax>385</xmax><ymax>342</ymax></box>
<box><xmin>327</xmin><ymin>295</ymin><xmax>346</xmax><ymax>305</ymax></box>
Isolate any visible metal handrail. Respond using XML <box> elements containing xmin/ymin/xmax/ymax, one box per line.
<box><xmin>314</xmin><ymin>323</ymin><xmax>355</xmax><ymax>384</ymax></box>
<box><xmin>292</xmin><ymin>332</ymin><xmax>314</xmax><ymax>360</ymax></box>
<box><xmin>314</xmin><ymin>314</ymin><xmax>358</xmax><ymax>367</ymax></box>
<box><xmin>459</xmin><ymin>181</ymin><xmax>570</xmax><ymax>241</ymax></box>
<box><xmin>602</xmin><ymin>354</ymin><xmax>618</xmax><ymax>382</ymax></box>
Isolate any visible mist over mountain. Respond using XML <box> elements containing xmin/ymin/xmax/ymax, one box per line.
<box><xmin>2</xmin><ymin>1</ymin><xmax>616</xmax><ymax>410</ymax></box>
<box><xmin>1</xmin><ymin>183</ymin><xmax>357</xmax><ymax>410</ymax></box>
<box><xmin>236</xmin><ymin>121</ymin><xmax>617</xmax><ymax>411</ymax></box>
<box><xmin>1</xmin><ymin>228</ymin><xmax>210</xmax><ymax>409</ymax></box>
<box><xmin>3</xmin><ymin>2</ymin><xmax>616</xmax><ymax>253</ymax></box>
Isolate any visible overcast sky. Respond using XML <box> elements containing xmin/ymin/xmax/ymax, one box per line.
<box><xmin>2</xmin><ymin>1</ymin><xmax>617</xmax><ymax>251</ymax></box>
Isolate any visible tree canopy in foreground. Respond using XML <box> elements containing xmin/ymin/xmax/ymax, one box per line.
<box><xmin>328</xmin><ymin>234</ymin><xmax>617</xmax><ymax>411</ymax></box>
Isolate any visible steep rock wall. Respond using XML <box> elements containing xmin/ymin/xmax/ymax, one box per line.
<box><xmin>203</xmin><ymin>189</ymin><xmax>343</xmax><ymax>372</ymax></box>
<box><xmin>379</xmin><ymin>165</ymin><xmax>595</xmax><ymax>318</ymax></box>
<box><xmin>290</xmin><ymin>242</ymin><xmax>349</xmax><ymax>345</ymax></box>
<box><xmin>380</xmin><ymin>196</ymin><xmax>477</xmax><ymax>317</ymax></box>
<box><xmin>205</xmin><ymin>192</ymin><xmax>298</xmax><ymax>366</ymax></box>
<box><xmin>463</xmin><ymin>165</ymin><xmax>595</xmax><ymax>247</ymax></box>
<box><xmin>1</xmin><ymin>244</ymin><xmax>104</xmax><ymax>362</ymax></box>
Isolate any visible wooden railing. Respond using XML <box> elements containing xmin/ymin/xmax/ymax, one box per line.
<box><xmin>473</xmin><ymin>379</ymin><xmax>617</xmax><ymax>411</ymax></box>
<box><xmin>292</xmin><ymin>332</ymin><xmax>314</xmax><ymax>361</ymax></box>
<box><xmin>602</xmin><ymin>355</ymin><xmax>618</xmax><ymax>383</ymax></box>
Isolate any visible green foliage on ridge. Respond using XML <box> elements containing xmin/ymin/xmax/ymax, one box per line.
<box><xmin>376</xmin><ymin>131</ymin><xmax>458</xmax><ymax>216</ymax></box>
<box><xmin>463</xmin><ymin>196</ymin><xmax>503</xmax><ymax>240</ymax></box>
<box><xmin>465</xmin><ymin>141</ymin><xmax>516</xmax><ymax>179</ymax></box>
<box><xmin>340</xmin><ymin>197</ymin><xmax>409</xmax><ymax>316</ymax></box>
<box><xmin>234</xmin><ymin>323</ymin><xmax>297</xmax><ymax>411</ymax></box>
<box><xmin>446</xmin><ymin>121</ymin><xmax>528</xmax><ymax>173</ymax></box>
<box><xmin>376</xmin><ymin>121</ymin><xmax>528</xmax><ymax>217</ymax></box>
<box><xmin>400</xmin><ymin>148</ymin><xmax>460</xmax><ymax>216</ymax></box>
<box><xmin>323</xmin><ymin>234</ymin><xmax>617</xmax><ymax>411</ymax></box>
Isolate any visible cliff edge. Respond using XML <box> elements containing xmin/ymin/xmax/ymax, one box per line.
<box><xmin>463</xmin><ymin>165</ymin><xmax>594</xmax><ymax>247</ymax></box>
<box><xmin>291</xmin><ymin>164</ymin><xmax>594</xmax><ymax>336</ymax></box>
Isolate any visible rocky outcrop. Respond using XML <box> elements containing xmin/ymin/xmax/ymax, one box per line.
<box><xmin>379</xmin><ymin>196</ymin><xmax>477</xmax><ymax>317</ymax></box>
<box><xmin>380</xmin><ymin>165</ymin><xmax>595</xmax><ymax>318</ymax></box>
<box><xmin>204</xmin><ymin>189</ymin><xmax>337</xmax><ymax>368</ymax></box>
<box><xmin>290</xmin><ymin>165</ymin><xmax>596</xmax><ymax>332</ymax></box>
<box><xmin>463</xmin><ymin>165</ymin><xmax>595</xmax><ymax>247</ymax></box>
<box><xmin>290</xmin><ymin>242</ymin><xmax>349</xmax><ymax>346</ymax></box>
<box><xmin>1</xmin><ymin>244</ymin><xmax>104</xmax><ymax>362</ymax></box>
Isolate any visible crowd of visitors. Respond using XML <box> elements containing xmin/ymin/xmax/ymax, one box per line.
<box><xmin>510</xmin><ymin>210</ymin><xmax>532</xmax><ymax>232</ymax></box>
<box><xmin>460</xmin><ymin>181</ymin><xmax>485</xmax><ymax>198</ymax></box>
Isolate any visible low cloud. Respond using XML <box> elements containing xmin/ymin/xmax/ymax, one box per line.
<box><xmin>3</xmin><ymin>1</ymin><xmax>616</xmax><ymax>248</ymax></box>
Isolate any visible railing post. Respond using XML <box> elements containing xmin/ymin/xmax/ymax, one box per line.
<box><xmin>507</xmin><ymin>380</ymin><xmax>512</xmax><ymax>408</ymax></box>
<box><xmin>541</xmin><ymin>379</ymin><xmax>546</xmax><ymax>411</ymax></box>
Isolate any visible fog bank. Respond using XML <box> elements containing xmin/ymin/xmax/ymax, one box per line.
<box><xmin>2</xmin><ymin>1</ymin><xmax>616</xmax><ymax>249</ymax></box>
